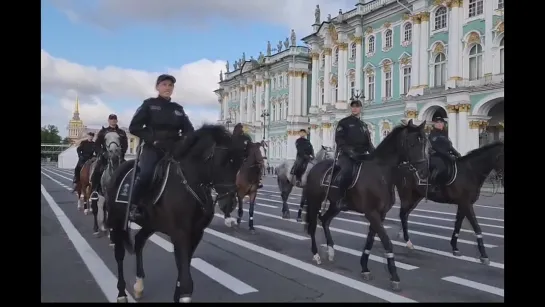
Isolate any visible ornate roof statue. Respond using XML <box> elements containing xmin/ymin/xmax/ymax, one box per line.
<box><xmin>284</xmin><ymin>37</ymin><xmax>289</xmax><ymax>50</ymax></box>
<box><xmin>267</xmin><ymin>41</ymin><xmax>272</xmax><ymax>56</ymax></box>
<box><xmin>225</xmin><ymin>61</ymin><xmax>229</xmax><ymax>73</ymax></box>
<box><xmin>277</xmin><ymin>40</ymin><xmax>283</xmax><ymax>52</ymax></box>
<box><xmin>290</xmin><ymin>29</ymin><xmax>296</xmax><ymax>46</ymax></box>
<box><xmin>314</xmin><ymin>5</ymin><xmax>321</xmax><ymax>24</ymax></box>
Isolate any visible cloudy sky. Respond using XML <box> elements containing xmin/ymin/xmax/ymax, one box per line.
<box><xmin>41</xmin><ymin>0</ymin><xmax>371</xmax><ymax>136</ymax></box>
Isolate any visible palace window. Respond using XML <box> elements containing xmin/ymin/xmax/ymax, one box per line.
<box><xmin>279</xmin><ymin>76</ymin><xmax>283</xmax><ymax>88</ymax></box>
<box><xmin>271</xmin><ymin>103</ymin><xmax>276</xmax><ymax>121</ymax></box>
<box><xmin>284</xmin><ymin>102</ymin><xmax>289</xmax><ymax>119</ymax></box>
<box><xmin>499</xmin><ymin>38</ymin><xmax>504</xmax><ymax>74</ymax></box>
<box><xmin>272</xmin><ymin>78</ymin><xmax>276</xmax><ymax>90</ymax></box>
<box><xmin>384</xmin><ymin>71</ymin><xmax>392</xmax><ymax>98</ymax></box>
<box><xmin>367</xmin><ymin>75</ymin><xmax>375</xmax><ymax>101</ymax></box>
<box><xmin>321</xmin><ymin>53</ymin><xmax>325</xmax><ymax>68</ymax></box>
<box><xmin>434</xmin><ymin>52</ymin><xmax>447</xmax><ymax>87</ymax></box>
<box><xmin>469</xmin><ymin>44</ymin><xmax>483</xmax><ymax>80</ymax></box>
<box><xmin>498</xmin><ymin>0</ymin><xmax>504</xmax><ymax>9</ymax></box>
<box><xmin>349</xmin><ymin>80</ymin><xmax>356</xmax><ymax>98</ymax></box>
<box><xmin>434</xmin><ymin>7</ymin><xmax>448</xmax><ymax>30</ymax></box>
<box><xmin>404</xmin><ymin>23</ymin><xmax>412</xmax><ymax>42</ymax></box>
<box><xmin>278</xmin><ymin>102</ymin><xmax>283</xmax><ymax>120</ymax></box>
<box><xmin>384</xmin><ymin>30</ymin><xmax>393</xmax><ymax>48</ymax></box>
<box><xmin>350</xmin><ymin>43</ymin><xmax>356</xmax><ymax>60</ymax></box>
<box><xmin>334</xmin><ymin>47</ymin><xmax>339</xmax><ymax>65</ymax></box>
<box><xmin>469</xmin><ymin>0</ymin><xmax>484</xmax><ymax>18</ymax></box>
<box><xmin>332</xmin><ymin>83</ymin><xmax>339</xmax><ymax>102</ymax></box>
<box><xmin>402</xmin><ymin>67</ymin><xmax>411</xmax><ymax>94</ymax></box>
<box><xmin>368</xmin><ymin>36</ymin><xmax>375</xmax><ymax>53</ymax></box>
<box><xmin>320</xmin><ymin>86</ymin><xmax>324</xmax><ymax>105</ymax></box>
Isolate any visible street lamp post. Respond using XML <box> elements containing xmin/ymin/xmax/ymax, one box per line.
<box><xmin>260</xmin><ymin>109</ymin><xmax>270</xmax><ymax>163</ymax></box>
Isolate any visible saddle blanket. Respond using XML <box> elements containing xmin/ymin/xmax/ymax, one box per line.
<box><xmin>320</xmin><ymin>163</ymin><xmax>362</xmax><ymax>189</ymax></box>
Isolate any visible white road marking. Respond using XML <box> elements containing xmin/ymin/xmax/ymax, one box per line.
<box><xmin>212</xmin><ymin>213</ymin><xmax>307</xmax><ymax>240</ymax></box>
<box><xmin>191</xmin><ymin>258</ymin><xmax>258</xmax><ymax>295</ymax></box>
<box><xmin>205</xmin><ymin>228</ymin><xmax>417</xmax><ymax>303</ymax></box>
<box><xmin>41</xmin><ymin>185</ymin><xmax>136</xmax><ymax>303</ymax></box>
<box><xmin>441</xmin><ymin>276</ymin><xmax>504</xmax><ymax>297</ymax></box>
<box><xmin>320</xmin><ymin>244</ymin><xmax>419</xmax><ymax>271</ymax></box>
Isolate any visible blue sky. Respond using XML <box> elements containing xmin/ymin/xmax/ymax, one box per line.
<box><xmin>41</xmin><ymin>0</ymin><xmax>356</xmax><ymax>136</ymax></box>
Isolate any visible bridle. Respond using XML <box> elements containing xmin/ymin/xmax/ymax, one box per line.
<box><xmin>400</xmin><ymin>133</ymin><xmax>430</xmax><ymax>180</ymax></box>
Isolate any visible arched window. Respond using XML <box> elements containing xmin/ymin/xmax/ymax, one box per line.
<box><xmin>279</xmin><ymin>102</ymin><xmax>283</xmax><ymax>120</ymax></box>
<box><xmin>367</xmin><ymin>74</ymin><xmax>375</xmax><ymax>101</ymax></box>
<box><xmin>434</xmin><ymin>7</ymin><xmax>448</xmax><ymax>30</ymax></box>
<box><xmin>469</xmin><ymin>0</ymin><xmax>484</xmax><ymax>18</ymax></box>
<box><xmin>404</xmin><ymin>23</ymin><xmax>412</xmax><ymax>42</ymax></box>
<box><xmin>384</xmin><ymin>30</ymin><xmax>393</xmax><ymax>48</ymax></box>
<box><xmin>271</xmin><ymin>103</ymin><xmax>276</xmax><ymax>121</ymax></box>
<box><xmin>332</xmin><ymin>83</ymin><xmax>338</xmax><ymax>102</ymax></box>
<box><xmin>334</xmin><ymin>47</ymin><xmax>339</xmax><ymax>65</ymax></box>
<box><xmin>284</xmin><ymin>101</ymin><xmax>289</xmax><ymax>119</ymax></box>
<box><xmin>368</xmin><ymin>36</ymin><xmax>375</xmax><ymax>53</ymax></box>
<box><xmin>499</xmin><ymin>38</ymin><xmax>504</xmax><ymax>74</ymax></box>
<box><xmin>320</xmin><ymin>86</ymin><xmax>324</xmax><ymax>105</ymax></box>
<box><xmin>402</xmin><ymin>66</ymin><xmax>411</xmax><ymax>94</ymax></box>
<box><xmin>434</xmin><ymin>52</ymin><xmax>447</xmax><ymax>87</ymax></box>
<box><xmin>384</xmin><ymin>71</ymin><xmax>392</xmax><ymax>98</ymax></box>
<box><xmin>350</xmin><ymin>43</ymin><xmax>357</xmax><ymax>60</ymax></box>
<box><xmin>469</xmin><ymin>44</ymin><xmax>483</xmax><ymax>80</ymax></box>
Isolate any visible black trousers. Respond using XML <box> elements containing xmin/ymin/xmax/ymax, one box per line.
<box><xmin>337</xmin><ymin>154</ymin><xmax>354</xmax><ymax>191</ymax></box>
<box><xmin>131</xmin><ymin>147</ymin><xmax>164</xmax><ymax>204</ymax></box>
<box><xmin>293</xmin><ymin>156</ymin><xmax>308</xmax><ymax>177</ymax></box>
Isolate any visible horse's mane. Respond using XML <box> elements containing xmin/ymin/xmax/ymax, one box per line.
<box><xmin>371</xmin><ymin>123</ymin><xmax>411</xmax><ymax>157</ymax></box>
<box><xmin>175</xmin><ymin>124</ymin><xmax>232</xmax><ymax>159</ymax></box>
<box><xmin>458</xmin><ymin>141</ymin><xmax>504</xmax><ymax>162</ymax></box>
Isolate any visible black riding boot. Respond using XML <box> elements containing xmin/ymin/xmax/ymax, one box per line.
<box><xmin>128</xmin><ymin>177</ymin><xmax>144</xmax><ymax>221</ymax></box>
<box><xmin>335</xmin><ymin>177</ymin><xmax>351</xmax><ymax>212</ymax></box>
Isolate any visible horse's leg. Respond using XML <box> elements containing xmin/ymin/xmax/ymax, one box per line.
<box><xmin>319</xmin><ymin>207</ymin><xmax>341</xmax><ymax>262</ymax></box>
<box><xmin>296</xmin><ymin>193</ymin><xmax>306</xmax><ymax>222</ymax></box>
<box><xmin>398</xmin><ymin>194</ymin><xmax>422</xmax><ymax>250</ymax></box>
<box><xmin>281</xmin><ymin>182</ymin><xmax>293</xmax><ymax>219</ymax></box>
<box><xmin>360</xmin><ymin>226</ymin><xmax>376</xmax><ymax>280</ymax></box>
<box><xmin>112</xmin><ymin>228</ymin><xmax>129</xmax><ymax>302</ymax></box>
<box><xmin>91</xmin><ymin>195</ymin><xmax>99</xmax><ymax>234</ymax></box>
<box><xmin>172</xmin><ymin>233</ymin><xmax>193</xmax><ymax>303</ymax></box>
<box><xmin>460</xmin><ymin>203</ymin><xmax>490</xmax><ymax>265</ymax></box>
<box><xmin>304</xmin><ymin>194</ymin><xmax>322</xmax><ymax>265</ymax></box>
<box><xmin>450</xmin><ymin>206</ymin><xmax>465</xmax><ymax>256</ymax></box>
<box><xmin>248</xmin><ymin>190</ymin><xmax>257</xmax><ymax>234</ymax></box>
<box><xmin>236</xmin><ymin>191</ymin><xmax>244</xmax><ymax>225</ymax></box>
<box><xmin>84</xmin><ymin>184</ymin><xmax>91</xmax><ymax>215</ymax></box>
<box><xmin>366</xmin><ymin>210</ymin><xmax>401</xmax><ymax>291</ymax></box>
<box><xmin>133</xmin><ymin>227</ymin><xmax>154</xmax><ymax>300</ymax></box>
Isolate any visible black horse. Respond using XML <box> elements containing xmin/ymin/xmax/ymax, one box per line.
<box><xmin>394</xmin><ymin>141</ymin><xmax>504</xmax><ymax>265</ymax></box>
<box><xmin>304</xmin><ymin>120</ymin><xmax>429</xmax><ymax>291</ymax></box>
<box><xmin>106</xmin><ymin>125</ymin><xmax>241</xmax><ymax>303</ymax></box>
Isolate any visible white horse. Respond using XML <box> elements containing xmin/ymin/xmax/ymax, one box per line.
<box><xmin>90</xmin><ymin>131</ymin><xmax>123</xmax><ymax>243</ymax></box>
<box><xmin>276</xmin><ymin>146</ymin><xmax>335</xmax><ymax>220</ymax></box>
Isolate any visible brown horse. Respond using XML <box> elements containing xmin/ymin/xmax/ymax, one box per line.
<box><xmin>75</xmin><ymin>158</ymin><xmax>96</xmax><ymax>215</ymax></box>
<box><xmin>223</xmin><ymin>142</ymin><xmax>264</xmax><ymax>233</ymax></box>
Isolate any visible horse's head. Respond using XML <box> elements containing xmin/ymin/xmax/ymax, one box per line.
<box><xmin>375</xmin><ymin>120</ymin><xmax>430</xmax><ymax>179</ymax></box>
<box><xmin>247</xmin><ymin>142</ymin><xmax>264</xmax><ymax>165</ymax></box>
<box><xmin>175</xmin><ymin>124</ymin><xmax>239</xmax><ymax>215</ymax></box>
<box><xmin>316</xmin><ymin>145</ymin><xmax>335</xmax><ymax>161</ymax></box>
<box><xmin>104</xmin><ymin>131</ymin><xmax>122</xmax><ymax>169</ymax></box>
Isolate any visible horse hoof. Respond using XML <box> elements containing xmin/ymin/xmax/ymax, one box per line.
<box><xmin>480</xmin><ymin>257</ymin><xmax>490</xmax><ymax>265</ymax></box>
<box><xmin>179</xmin><ymin>296</ymin><xmax>192</xmax><ymax>303</ymax></box>
<box><xmin>236</xmin><ymin>218</ymin><xmax>241</xmax><ymax>225</ymax></box>
<box><xmin>361</xmin><ymin>272</ymin><xmax>373</xmax><ymax>281</ymax></box>
<box><xmin>282</xmin><ymin>212</ymin><xmax>290</xmax><ymax>219</ymax></box>
<box><xmin>93</xmin><ymin>231</ymin><xmax>100</xmax><ymax>236</ymax></box>
<box><xmin>84</xmin><ymin>209</ymin><xmax>90</xmax><ymax>215</ymax></box>
<box><xmin>116</xmin><ymin>296</ymin><xmax>128</xmax><ymax>303</ymax></box>
<box><xmin>390</xmin><ymin>281</ymin><xmax>401</xmax><ymax>292</ymax></box>
<box><xmin>312</xmin><ymin>253</ymin><xmax>321</xmax><ymax>265</ymax></box>
<box><xmin>452</xmin><ymin>250</ymin><xmax>461</xmax><ymax>256</ymax></box>
<box><xmin>406</xmin><ymin>240</ymin><xmax>414</xmax><ymax>250</ymax></box>
<box><xmin>296</xmin><ymin>217</ymin><xmax>302</xmax><ymax>223</ymax></box>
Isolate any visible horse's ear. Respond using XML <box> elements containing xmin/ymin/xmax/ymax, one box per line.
<box><xmin>418</xmin><ymin>120</ymin><xmax>426</xmax><ymax>128</ymax></box>
<box><xmin>322</xmin><ymin>145</ymin><xmax>326</xmax><ymax>150</ymax></box>
<box><xmin>407</xmin><ymin>119</ymin><xmax>414</xmax><ymax>126</ymax></box>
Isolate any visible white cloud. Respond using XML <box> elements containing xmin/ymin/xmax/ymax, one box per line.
<box><xmin>49</xmin><ymin>0</ymin><xmax>359</xmax><ymax>37</ymax></box>
<box><xmin>41</xmin><ymin>49</ymin><xmax>224</xmax><ymax>137</ymax></box>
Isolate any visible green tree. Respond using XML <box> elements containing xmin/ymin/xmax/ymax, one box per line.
<box><xmin>61</xmin><ymin>137</ymin><xmax>72</xmax><ymax>144</ymax></box>
<box><xmin>41</xmin><ymin>125</ymin><xmax>62</xmax><ymax>144</ymax></box>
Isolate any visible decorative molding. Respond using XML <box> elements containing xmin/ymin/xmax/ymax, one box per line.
<box><xmin>446</xmin><ymin>104</ymin><xmax>459</xmax><ymax>113</ymax></box>
<box><xmin>458</xmin><ymin>103</ymin><xmax>471</xmax><ymax>113</ymax></box>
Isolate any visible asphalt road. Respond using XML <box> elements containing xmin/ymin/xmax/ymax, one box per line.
<box><xmin>41</xmin><ymin>166</ymin><xmax>504</xmax><ymax>302</ymax></box>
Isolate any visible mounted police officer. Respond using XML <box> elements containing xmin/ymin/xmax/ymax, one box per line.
<box><xmin>428</xmin><ymin>116</ymin><xmax>461</xmax><ymax>185</ymax></box>
<box><xmin>128</xmin><ymin>74</ymin><xmax>195</xmax><ymax>220</ymax></box>
<box><xmin>232</xmin><ymin>123</ymin><xmax>263</xmax><ymax>188</ymax></box>
<box><xmin>90</xmin><ymin>114</ymin><xmax>128</xmax><ymax>197</ymax></box>
<box><xmin>334</xmin><ymin>99</ymin><xmax>375</xmax><ymax>211</ymax></box>
<box><xmin>73</xmin><ymin>132</ymin><xmax>96</xmax><ymax>190</ymax></box>
<box><xmin>293</xmin><ymin>129</ymin><xmax>314</xmax><ymax>186</ymax></box>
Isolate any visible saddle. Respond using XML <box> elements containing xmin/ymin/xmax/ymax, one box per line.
<box><xmin>290</xmin><ymin>159</ymin><xmax>309</xmax><ymax>177</ymax></box>
<box><xmin>320</xmin><ymin>162</ymin><xmax>363</xmax><ymax>189</ymax></box>
<box><xmin>429</xmin><ymin>153</ymin><xmax>457</xmax><ymax>186</ymax></box>
<box><xmin>114</xmin><ymin>157</ymin><xmax>172</xmax><ymax>206</ymax></box>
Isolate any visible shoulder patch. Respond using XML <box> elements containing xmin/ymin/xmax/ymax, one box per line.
<box><xmin>336</xmin><ymin>126</ymin><xmax>343</xmax><ymax>131</ymax></box>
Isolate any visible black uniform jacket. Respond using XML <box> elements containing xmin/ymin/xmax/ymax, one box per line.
<box><xmin>94</xmin><ymin>125</ymin><xmax>128</xmax><ymax>155</ymax></box>
<box><xmin>77</xmin><ymin>140</ymin><xmax>95</xmax><ymax>160</ymax></box>
<box><xmin>129</xmin><ymin>96</ymin><xmax>195</xmax><ymax>147</ymax></box>
<box><xmin>335</xmin><ymin>115</ymin><xmax>375</xmax><ymax>155</ymax></box>
<box><xmin>429</xmin><ymin>128</ymin><xmax>460</xmax><ymax>157</ymax></box>
<box><xmin>295</xmin><ymin>137</ymin><xmax>314</xmax><ymax>159</ymax></box>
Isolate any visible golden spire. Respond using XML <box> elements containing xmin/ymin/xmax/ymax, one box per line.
<box><xmin>75</xmin><ymin>94</ymin><xmax>80</xmax><ymax>113</ymax></box>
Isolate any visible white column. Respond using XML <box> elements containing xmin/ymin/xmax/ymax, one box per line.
<box><xmin>263</xmin><ymin>80</ymin><xmax>270</xmax><ymax>139</ymax></box>
<box><xmin>337</xmin><ymin>43</ymin><xmax>347</xmax><ymax>102</ymax></box>
<box><xmin>255</xmin><ymin>81</ymin><xmax>262</xmax><ymax>122</ymax></box>
<box><xmin>310</xmin><ymin>53</ymin><xmax>319</xmax><ymax>111</ymax></box>
<box><xmin>410</xmin><ymin>15</ymin><xmax>421</xmax><ymax>89</ymax></box>
<box><xmin>287</xmin><ymin>131</ymin><xmax>297</xmax><ymax>160</ymax></box>
<box><xmin>447</xmin><ymin>2</ymin><xmax>461</xmax><ymax>83</ymax></box>
<box><xmin>246</xmin><ymin>84</ymin><xmax>253</xmax><ymax>124</ymax></box>
<box><xmin>419</xmin><ymin>12</ymin><xmax>430</xmax><ymax>87</ymax></box>
<box><xmin>321</xmin><ymin>124</ymin><xmax>333</xmax><ymax>147</ymax></box>
<box><xmin>288</xmin><ymin>71</ymin><xmax>295</xmax><ymax>117</ymax></box>
<box><xmin>355</xmin><ymin>37</ymin><xmax>363</xmax><ymax>91</ymax></box>
<box><xmin>446</xmin><ymin>105</ymin><xmax>458</xmax><ymax>149</ymax></box>
<box><xmin>324</xmin><ymin>48</ymin><xmax>332</xmax><ymax>104</ymax></box>
<box><xmin>239</xmin><ymin>86</ymin><xmax>245</xmax><ymax>124</ymax></box>
<box><xmin>310</xmin><ymin>124</ymin><xmax>321</xmax><ymax>150</ymax></box>
<box><xmin>294</xmin><ymin>71</ymin><xmax>302</xmax><ymax>116</ymax></box>
<box><xmin>302</xmin><ymin>73</ymin><xmax>308</xmax><ymax>116</ymax></box>
<box><xmin>456</xmin><ymin>103</ymin><xmax>470</xmax><ymax>154</ymax></box>
<box><xmin>467</xmin><ymin>121</ymin><xmax>482</xmax><ymax>152</ymax></box>
<box><xmin>483</xmin><ymin>0</ymin><xmax>494</xmax><ymax>77</ymax></box>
